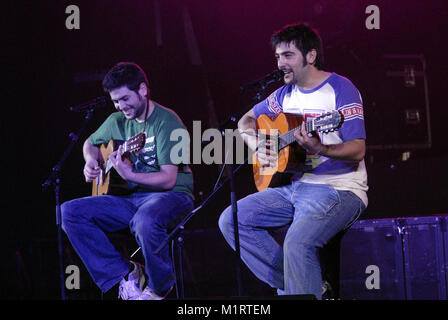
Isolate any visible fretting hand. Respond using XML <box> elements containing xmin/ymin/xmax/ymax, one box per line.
<box><xmin>293</xmin><ymin>124</ymin><xmax>327</xmax><ymax>155</ymax></box>
<box><xmin>109</xmin><ymin>145</ymin><xmax>133</xmax><ymax>181</ymax></box>
<box><xmin>256</xmin><ymin>138</ymin><xmax>279</xmax><ymax>168</ymax></box>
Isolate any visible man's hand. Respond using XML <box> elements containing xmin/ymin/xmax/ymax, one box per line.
<box><xmin>293</xmin><ymin>124</ymin><xmax>327</xmax><ymax>155</ymax></box>
<box><xmin>256</xmin><ymin>139</ymin><xmax>279</xmax><ymax>168</ymax></box>
<box><xmin>109</xmin><ymin>145</ymin><xmax>133</xmax><ymax>181</ymax></box>
<box><xmin>84</xmin><ymin>159</ymin><xmax>101</xmax><ymax>182</ymax></box>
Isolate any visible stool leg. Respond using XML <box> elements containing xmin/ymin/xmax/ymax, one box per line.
<box><xmin>171</xmin><ymin>239</ymin><xmax>179</xmax><ymax>299</ymax></box>
<box><xmin>171</xmin><ymin>233</ymin><xmax>185</xmax><ymax>299</ymax></box>
<box><xmin>177</xmin><ymin>235</ymin><xmax>184</xmax><ymax>299</ymax></box>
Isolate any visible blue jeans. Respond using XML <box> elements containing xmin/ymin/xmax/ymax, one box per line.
<box><xmin>61</xmin><ymin>191</ymin><xmax>193</xmax><ymax>295</ymax></box>
<box><xmin>218</xmin><ymin>181</ymin><xmax>365</xmax><ymax>299</ymax></box>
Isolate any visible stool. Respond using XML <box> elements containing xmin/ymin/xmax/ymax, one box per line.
<box><xmin>129</xmin><ymin>225</ymin><xmax>186</xmax><ymax>299</ymax></box>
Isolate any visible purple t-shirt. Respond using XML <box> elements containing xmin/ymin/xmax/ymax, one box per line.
<box><xmin>253</xmin><ymin>72</ymin><xmax>368</xmax><ymax>206</ymax></box>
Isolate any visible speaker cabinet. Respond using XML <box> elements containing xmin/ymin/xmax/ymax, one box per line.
<box><xmin>340</xmin><ymin>216</ymin><xmax>448</xmax><ymax>300</ymax></box>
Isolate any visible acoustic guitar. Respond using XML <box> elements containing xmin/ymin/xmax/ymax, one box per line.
<box><xmin>253</xmin><ymin>111</ymin><xmax>343</xmax><ymax>191</ymax></box>
<box><xmin>92</xmin><ymin>132</ymin><xmax>146</xmax><ymax>196</ymax></box>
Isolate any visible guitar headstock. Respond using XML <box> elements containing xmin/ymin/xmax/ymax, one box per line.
<box><xmin>313</xmin><ymin>111</ymin><xmax>344</xmax><ymax>134</ymax></box>
<box><xmin>123</xmin><ymin>132</ymin><xmax>146</xmax><ymax>154</ymax></box>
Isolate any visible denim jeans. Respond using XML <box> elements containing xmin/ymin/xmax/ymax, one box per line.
<box><xmin>218</xmin><ymin>181</ymin><xmax>365</xmax><ymax>300</ymax></box>
<box><xmin>61</xmin><ymin>191</ymin><xmax>193</xmax><ymax>295</ymax></box>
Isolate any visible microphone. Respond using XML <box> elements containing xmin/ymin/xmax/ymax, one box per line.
<box><xmin>240</xmin><ymin>70</ymin><xmax>284</xmax><ymax>91</ymax></box>
<box><xmin>69</xmin><ymin>96</ymin><xmax>108</xmax><ymax>112</ymax></box>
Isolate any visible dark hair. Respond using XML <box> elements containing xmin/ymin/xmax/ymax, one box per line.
<box><xmin>271</xmin><ymin>23</ymin><xmax>324</xmax><ymax>70</ymax></box>
<box><xmin>102</xmin><ymin>62</ymin><xmax>149</xmax><ymax>93</ymax></box>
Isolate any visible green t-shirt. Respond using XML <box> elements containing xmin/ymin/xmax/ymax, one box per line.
<box><xmin>89</xmin><ymin>102</ymin><xmax>193</xmax><ymax>199</ymax></box>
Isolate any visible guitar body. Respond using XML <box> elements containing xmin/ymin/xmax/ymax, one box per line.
<box><xmin>91</xmin><ymin>140</ymin><xmax>132</xmax><ymax>196</ymax></box>
<box><xmin>91</xmin><ymin>132</ymin><xmax>146</xmax><ymax>196</ymax></box>
<box><xmin>253</xmin><ymin>113</ymin><xmax>306</xmax><ymax>192</ymax></box>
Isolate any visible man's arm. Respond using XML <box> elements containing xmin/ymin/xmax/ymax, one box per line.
<box><xmin>238</xmin><ymin>108</ymin><xmax>280</xmax><ymax>167</ymax></box>
<box><xmin>294</xmin><ymin>125</ymin><xmax>365</xmax><ymax>161</ymax></box>
<box><xmin>317</xmin><ymin>139</ymin><xmax>365</xmax><ymax>161</ymax></box>
<box><xmin>83</xmin><ymin>139</ymin><xmax>101</xmax><ymax>182</ymax></box>
<box><xmin>237</xmin><ymin>108</ymin><xmax>258</xmax><ymax>152</ymax></box>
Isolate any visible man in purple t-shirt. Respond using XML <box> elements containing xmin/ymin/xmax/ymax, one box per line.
<box><xmin>219</xmin><ymin>23</ymin><xmax>368</xmax><ymax>299</ymax></box>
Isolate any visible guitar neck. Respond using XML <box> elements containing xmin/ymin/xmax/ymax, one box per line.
<box><xmin>278</xmin><ymin>119</ymin><xmax>313</xmax><ymax>151</ymax></box>
<box><xmin>103</xmin><ymin>144</ymin><xmax>129</xmax><ymax>174</ymax></box>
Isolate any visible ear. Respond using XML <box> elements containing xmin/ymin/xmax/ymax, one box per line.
<box><xmin>138</xmin><ymin>82</ymin><xmax>150</xmax><ymax>99</ymax></box>
<box><xmin>306</xmin><ymin>49</ymin><xmax>317</xmax><ymax>65</ymax></box>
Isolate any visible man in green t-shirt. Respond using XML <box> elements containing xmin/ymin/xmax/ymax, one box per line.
<box><xmin>61</xmin><ymin>62</ymin><xmax>194</xmax><ymax>300</ymax></box>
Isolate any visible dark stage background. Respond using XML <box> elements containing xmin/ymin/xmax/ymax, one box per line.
<box><xmin>3</xmin><ymin>0</ymin><xmax>448</xmax><ymax>299</ymax></box>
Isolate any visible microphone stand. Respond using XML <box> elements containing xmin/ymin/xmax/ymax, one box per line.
<box><xmin>42</xmin><ymin>108</ymin><xmax>96</xmax><ymax>300</ymax></box>
<box><xmin>153</xmin><ymin>78</ymin><xmax>274</xmax><ymax>298</ymax></box>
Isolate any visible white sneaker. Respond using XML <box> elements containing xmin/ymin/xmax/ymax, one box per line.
<box><xmin>118</xmin><ymin>261</ymin><xmax>146</xmax><ymax>300</ymax></box>
<box><xmin>136</xmin><ymin>285</ymin><xmax>173</xmax><ymax>300</ymax></box>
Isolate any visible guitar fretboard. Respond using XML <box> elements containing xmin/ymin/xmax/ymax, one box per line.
<box><xmin>103</xmin><ymin>142</ymin><xmax>131</xmax><ymax>174</ymax></box>
<box><xmin>278</xmin><ymin>119</ymin><xmax>313</xmax><ymax>150</ymax></box>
